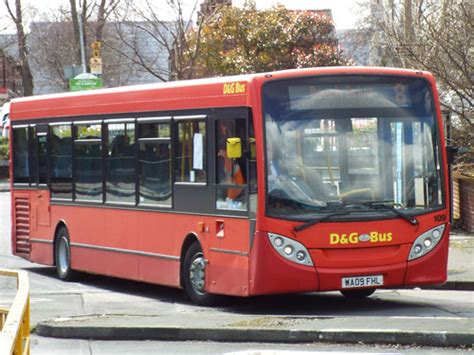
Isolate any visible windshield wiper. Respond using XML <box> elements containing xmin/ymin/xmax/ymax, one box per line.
<box><xmin>361</xmin><ymin>201</ymin><xmax>418</xmax><ymax>226</ymax></box>
<box><xmin>293</xmin><ymin>211</ymin><xmax>351</xmax><ymax>232</ymax></box>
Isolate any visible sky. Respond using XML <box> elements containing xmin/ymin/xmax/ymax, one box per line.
<box><xmin>233</xmin><ymin>0</ymin><xmax>362</xmax><ymax>29</ymax></box>
<box><xmin>0</xmin><ymin>0</ymin><xmax>363</xmax><ymax>33</ymax></box>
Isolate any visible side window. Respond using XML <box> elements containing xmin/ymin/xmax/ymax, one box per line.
<box><xmin>74</xmin><ymin>123</ymin><xmax>102</xmax><ymax>202</ymax></box>
<box><xmin>37</xmin><ymin>125</ymin><xmax>48</xmax><ymax>185</ymax></box>
<box><xmin>12</xmin><ymin>126</ymin><xmax>29</xmax><ymax>184</ymax></box>
<box><xmin>29</xmin><ymin>126</ymin><xmax>37</xmax><ymax>184</ymax></box>
<box><xmin>175</xmin><ymin>117</ymin><xmax>206</xmax><ymax>184</ymax></box>
<box><xmin>138</xmin><ymin>120</ymin><xmax>172</xmax><ymax>206</ymax></box>
<box><xmin>215</xmin><ymin>118</ymin><xmax>247</xmax><ymax>210</ymax></box>
<box><xmin>248</xmin><ymin>121</ymin><xmax>257</xmax><ymax>215</ymax></box>
<box><xmin>105</xmin><ymin>122</ymin><xmax>136</xmax><ymax>204</ymax></box>
<box><xmin>50</xmin><ymin>124</ymin><xmax>73</xmax><ymax>199</ymax></box>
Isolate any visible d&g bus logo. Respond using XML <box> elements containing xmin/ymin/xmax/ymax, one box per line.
<box><xmin>223</xmin><ymin>82</ymin><xmax>246</xmax><ymax>95</ymax></box>
<box><xmin>330</xmin><ymin>232</ymin><xmax>393</xmax><ymax>245</ymax></box>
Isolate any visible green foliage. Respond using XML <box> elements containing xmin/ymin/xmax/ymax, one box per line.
<box><xmin>186</xmin><ymin>4</ymin><xmax>351</xmax><ymax>77</ymax></box>
<box><xmin>0</xmin><ymin>137</ymin><xmax>9</xmax><ymax>161</ymax></box>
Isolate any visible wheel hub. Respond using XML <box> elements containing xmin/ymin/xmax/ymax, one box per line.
<box><xmin>189</xmin><ymin>254</ymin><xmax>206</xmax><ymax>295</ymax></box>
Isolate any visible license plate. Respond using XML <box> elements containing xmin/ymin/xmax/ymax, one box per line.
<box><xmin>341</xmin><ymin>275</ymin><xmax>384</xmax><ymax>289</ymax></box>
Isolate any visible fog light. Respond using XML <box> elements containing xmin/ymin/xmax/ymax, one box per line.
<box><xmin>432</xmin><ymin>229</ymin><xmax>441</xmax><ymax>239</ymax></box>
<box><xmin>274</xmin><ymin>237</ymin><xmax>283</xmax><ymax>247</ymax></box>
<box><xmin>296</xmin><ymin>251</ymin><xmax>306</xmax><ymax>261</ymax></box>
<box><xmin>424</xmin><ymin>238</ymin><xmax>433</xmax><ymax>248</ymax></box>
<box><xmin>284</xmin><ymin>245</ymin><xmax>294</xmax><ymax>255</ymax></box>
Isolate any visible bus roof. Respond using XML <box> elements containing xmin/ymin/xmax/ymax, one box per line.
<box><xmin>10</xmin><ymin>67</ymin><xmax>432</xmax><ymax>121</ymax></box>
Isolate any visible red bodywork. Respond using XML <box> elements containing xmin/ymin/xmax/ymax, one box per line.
<box><xmin>9</xmin><ymin>67</ymin><xmax>451</xmax><ymax>296</ymax></box>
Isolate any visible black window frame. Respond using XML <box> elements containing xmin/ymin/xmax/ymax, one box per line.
<box><xmin>50</xmin><ymin>122</ymin><xmax>73</xmax><ymax>200</ymax></box>
<box><xmin>137</xmin><ymin>116</ymin><xmax>173</xmax><ymax>208</ymax></box>
<box><xmin>104</xmin><ymin>118</ymin><xmax>137</xmax><ymax>205</ymax></box>
<box><xmin>173</xmin><ymin>115</ymin><xmax>208</xmax><ymax>186</ymax></box>
<box><xmin>73</xmin><ymin>120</ymin><xmax>103</xmax><ymax>203</ymax></box>
<box><xmin>12</xmin><ymin>106</ymin><xmax>257</xmax><ymax>219</ymax></box>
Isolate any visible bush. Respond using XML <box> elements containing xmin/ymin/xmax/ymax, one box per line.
<box><xmin>0</xmin><ymin>137</ymin><xmax>9</xmax><ymax>161</ymax></box>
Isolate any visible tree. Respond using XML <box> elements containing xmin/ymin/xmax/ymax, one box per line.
<box><xmin>356</xmin><ymin>0</ymin><xmax>473</xmax><ymax>165</ymax></box>
<box><xmin>4</xmin><ymin>0</ymin><xmax>33</xmax><ymax>96</ymax></box>
<box><xmin>108</xmin><ymin>0</ymin><xmax>209</xmax><ymax>81</ymax></box>
<box><xmin>26</xmin><ymin>1</ymin><xmax>123</xmax><ymax>93</ymax></box>
<box><xmin>185</xmin><ymin>3</ymin><xmax>351</xmax><ymax>78</ymax></box>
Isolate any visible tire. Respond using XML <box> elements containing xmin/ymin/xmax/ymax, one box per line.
<box><xmin>183</xmin><ymin>242</ymin><xmax>219</xmax><ymax>306</ymax></box>
<box><xmin>54</xmin><ymin>226</ymin><xmax>77</xmax><ymax>281</ymax></box>
<box><xmin>340</xmin><ymin>288</ymin><xmax>376</xmax><ymax>299</ymax></box>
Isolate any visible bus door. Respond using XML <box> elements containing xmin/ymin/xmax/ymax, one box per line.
<box><xmin>207</xmin><ymin>108</ymin><xmax>253</xmax><ymax>296</ymax></box>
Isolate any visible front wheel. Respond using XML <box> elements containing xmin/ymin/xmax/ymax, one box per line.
<box><xmin>340</xmin><ymin>288</ymin><xmax>376</xmax><ymax>299</ymax></box>
<box><xmin>54</xmin><ymin>226</ymin><xmax>78</xmax><ymax>281</ymax></box>
<box><xmin>183</xmin><ymin>242</ymin><xmax>219</xmax><ymax>306</ymax></box>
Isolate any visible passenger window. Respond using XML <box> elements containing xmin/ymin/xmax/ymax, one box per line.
<box><xmin>74</xmin><ymin>123</ymin><xmax>102</xmax><ymax>202</ymax></box>
<box><xmin>138</xmin><ymin>121</ymin><xmax>171</xmax><ymax>206</ymax></box>
<box><xmin>215</xmin><ymin>118</ymin><xmax>247</xmax><ymax>210</ymax></box>
<box><xmin>175</xmin><ymin>119</ymin><xmax>206</xmax><ymax>184</ymax></box>
<box><xmin>29</xmin><ymin>126</ymin><xmax>37</xmax><ymax>184</ymax></box>
<box><xmin>105</xmin><ymin>122</ymin><xmax>136</xmax><ymax>204</ymax></box>
<box><xmin>37</xmin><ymin>126</ymin><xmax>48</xmax><ymax>185</ymax></box>
<box><xmin>50</xmin><ymin>124</ymin><xmax>73</xmax><ymax>199</ymax></box>
<box><xmin>12</xmin><ymin>127</ymin><xmax>29</xmax><ymax>184</ymax></box>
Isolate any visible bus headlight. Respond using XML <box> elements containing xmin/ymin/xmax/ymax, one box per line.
<box><xmin>268</xmin><ymin>233</ymin><xmax>314</xmax><ymax>266</ymax></box>
<box><xmin>408</xmin><ymin>225</ymin><xmax>446</xmax><ymax>261</ymax></box>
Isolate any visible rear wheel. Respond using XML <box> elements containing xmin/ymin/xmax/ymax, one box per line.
<box><xmin>183</xmin><ymin>242</ymin><xmax>219</xmax><ymax>306</ymax></box>
<box><xmin>340</xmin><ymin>288</ymin><xmax>376</xmax><ymax>299</ymax></box>
<box><xmin>54</xmin><ymin>226</ymin><xmax>77</xmax><ymax>281</ymax></box>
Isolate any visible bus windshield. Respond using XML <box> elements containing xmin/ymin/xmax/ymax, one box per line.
<box><xmin>262</xmin><ymin>75</ymin><xmax>444</xmax><ymax>220</ymax></box>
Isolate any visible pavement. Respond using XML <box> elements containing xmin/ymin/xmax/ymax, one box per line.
<box><xmin>1</xmin><ymin>179</ymin><xmax>473</xmax><ymax>348</ymax></box>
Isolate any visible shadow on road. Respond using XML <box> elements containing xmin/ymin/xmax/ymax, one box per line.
<box><xmin>23</xmin><ymin>266</ymin><xmax>426</xmax><ymax>317</ymax></box>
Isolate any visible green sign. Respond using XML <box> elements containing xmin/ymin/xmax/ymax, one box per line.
<box><xmin>69</xmin><ymin>77</ymin><xmax>103</xmax><ymax>91</ymax></box>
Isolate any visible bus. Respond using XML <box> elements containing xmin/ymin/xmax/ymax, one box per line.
<box><xmin>8</xmin><ymin>67</ymin><xmax>450</xmax><ymax>305</ymax></box>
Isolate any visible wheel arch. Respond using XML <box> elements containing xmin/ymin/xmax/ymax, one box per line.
<box><xmin>179</xmin><ymin>233</ymin><xmax>201</xmax><ymax>288</ymax></box>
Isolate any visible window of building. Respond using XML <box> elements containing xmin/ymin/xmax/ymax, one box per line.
<box><xmin>50</xmin><ymin>124</ymin><xmax>73</xmax><ymax>199</ymax></box>
<box><xmin>74</xmin><ymin>123</ymin><xmax>102</xmax><ymax>202</ymax></box>
<box><xmin>138</xmin><ymin>120</ymin><xmax>172</xmax><ymax>206</ymax></box>
<box><xmin>105</xmin><ymin>122</ymin><xmax>136</xmax><ymax>204</ymax></box>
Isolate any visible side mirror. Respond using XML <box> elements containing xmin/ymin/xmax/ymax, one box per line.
<box><xmin>446</xmin><ymin>145</ymin><xmax>469</xmax><ymax>164</ymax></box>
<box><xmin>226</xmin><ymin>137</ymin><xmax>242</xmax><ymax>158</ymax></box>
<box><xmin>446</xmin><ymin>145</ymin><xmax>458</xmax><ymax>165</ymax></box>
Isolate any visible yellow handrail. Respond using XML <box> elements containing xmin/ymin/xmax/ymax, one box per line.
<box><xmin>0</xmin><ymin>269</ymin><xmax>30</xmax><ymax>355</ymax></box>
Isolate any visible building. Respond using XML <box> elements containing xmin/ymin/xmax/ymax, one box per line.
<box><xmin>25</xmin><ymin>20</ymin><xmax>177</xmax><ymax>95</ymax></box>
